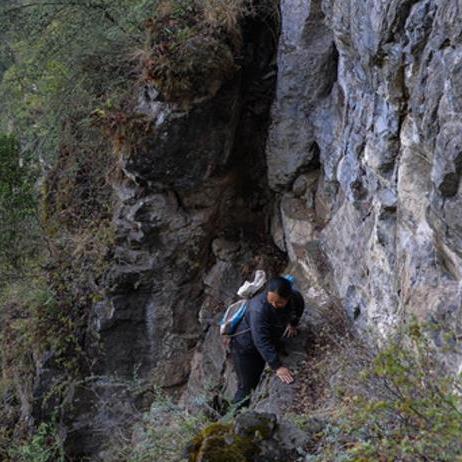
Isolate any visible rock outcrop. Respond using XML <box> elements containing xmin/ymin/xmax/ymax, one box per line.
<box><xmin>64</xmin><ymin>11</ymin><xmax>285</xmax><ymax>459</ymax></box>
<box><xmin>186</xmin><ymin>411</ymin><xmax>308</xmax><ymax>462</ymax></box>
<box><xmin>182</xmin><ymin>0</ymin><xmax>462</xmax><ymax>440</ymax></box>
<box><xmin>266</xmin><ymin>0</ymin><xmax>462</xmax><ymax>367</ymax></box>
<box><xmin>63</xmin><ymin>0</ymin><xmax>462</xmax><ymax>458</ymax></box>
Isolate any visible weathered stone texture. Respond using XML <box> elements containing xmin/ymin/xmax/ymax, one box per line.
<box><xmin>266</xmin><ymin>0</ymin><xmax>462</xmax><ymax>364</ymax></box>
<box><xmin>182</xmin><ymin>0</ymin><xmax>462</xmax><ymax>426</ymax></box>
<box><xmin>64</xmin><ymin>1</ymin><xmax>462</xmax><ymax>457</ymax></box>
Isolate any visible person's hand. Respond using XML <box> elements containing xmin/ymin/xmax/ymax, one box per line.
<box><xmin>276</xmin><ymin>366</ymin><xmax>294</xmax><ymax>384</ymax></box>
<box><xmin>283</xmin><ymin>324</ymin><xmax>298</xmax><ymax>338</ymax></box>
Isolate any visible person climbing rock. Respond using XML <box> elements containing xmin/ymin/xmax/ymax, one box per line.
<box><xmin>230</xmin><ymin>276</ymin><xmax>305</xmax><ymax>407</ymax></box>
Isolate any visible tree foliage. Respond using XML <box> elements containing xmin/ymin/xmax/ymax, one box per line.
<box><xmin>0</xmin><ymin>2</ymin><xmax>159</xmax><ymax>454</ymax></box>
<box><xmin>0</xmin><ymin>134</ymin><xmax>38</xmax><ymax>284</ymax></box>
<box><xmin>0</xmin><ymin>0</ymin><xmax>156</xmax><ymax>163</ymax></box>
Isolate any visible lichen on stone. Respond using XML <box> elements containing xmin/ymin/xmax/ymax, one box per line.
<box><xmin>187</xmin><ymin>413</ymin><xmax>278</xmax><ymax>462</ymax></box>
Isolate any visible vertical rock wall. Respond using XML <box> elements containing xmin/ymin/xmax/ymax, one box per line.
<box><xmin>64</xmin><ymin>0</ymin><xmax>462</xmax><ymax>456</ymax></box>
<box><xmin>267</xmin><ymin>0</ymin><xmax>462</xmax><ymax>370</ymax></box>
<box><xmin>91</xmin><ymin>20</ymin><xmax>280</xmax><ymax>387</ymax></box>
<box><xmin>65</xmin><ymin>14</ymin><xmax>284</xmax><ymax>459</ymax></box>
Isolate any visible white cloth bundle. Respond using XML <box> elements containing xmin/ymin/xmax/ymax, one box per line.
<box><xmin>236</xmin><ymin>270</ymin><xmax>267</xmax><ymax>299</ymax></box>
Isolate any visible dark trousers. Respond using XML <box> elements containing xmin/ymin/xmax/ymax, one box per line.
<box><xmin>231</xmin><ymin>348</ymin><xmax>266</xmax><ymax>408</ymax></box>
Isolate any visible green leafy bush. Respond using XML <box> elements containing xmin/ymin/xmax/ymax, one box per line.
<box><xmin>0</xmin><ymin>133</ymin><xmax>39</xmax><ymax>283</ymax></box>
<box><xmin>0</xmin><ymin>0</ymin><xmax>156</xmax><ymax>163</ymax></box>
<box><xmin>308</xmin><ymin>321</ymin><xmax>462</xmax><ymax>462</ymax></box>
<box><xmin>8</xmin><ymin>420</ymin><xmax>65</xmax><ymax>462</ymax></box>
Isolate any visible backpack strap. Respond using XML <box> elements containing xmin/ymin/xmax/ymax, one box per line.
<box><xmin>225</xmin><ymin>328</ymin><xmax>251</xmax><ymax>338</ymax></box>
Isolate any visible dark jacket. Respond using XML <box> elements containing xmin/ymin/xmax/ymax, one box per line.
<box><xmin>231</xmin><ymin>290</ymin><xmax>305</xmax><ymax>370</ymax></box>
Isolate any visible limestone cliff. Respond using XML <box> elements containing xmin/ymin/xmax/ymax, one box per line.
<box><xmin>269</xmin><ymin>0</ymin><xmax>462</xmax><ymax>360</ymax></box>
<box><xmin>52</xmin><ymin>0</ymin><xmax>462</xmax><ymax>458</ymax></box>
<box><xmin>182</xmin><ymin>0</ymin><xmax>462</xmax><ymax>419</ymax></box>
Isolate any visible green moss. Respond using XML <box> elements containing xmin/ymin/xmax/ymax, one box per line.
<box><xmin>189</xmin><ymin>422</ymin><xmax>259</xmax><ymax>462</ymax></box>
<box><xmin>193</xmin><ymin>423</ymin><xmax>232</xmax><ymax>442</ymax></box>
<box><xmin>248</xmin><ymin>422</ymin><xmax>274</xmax><ymax>440</ymax></box>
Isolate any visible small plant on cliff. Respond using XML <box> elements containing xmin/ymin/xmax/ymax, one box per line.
<box><xmin>109</xmin><ymin>388</ymin><xmax>212</xmax><ymax>461</ymax></box>
<box><xmin>201</xmin><ymin>0</ymin><xmax>279</xmax><ymax>33</ymax></box>
<box><xmin>308</xmin><ymin>320</ymin><xmax>462</xmax><ymax>462</ymax></box>
<box><xmin>136</xmin><ymin>0</ymin><xmax>238</xmax><ymax>103</ymax></box>
<box><xmin>201</xmin><ymin>0</ymin><xmax>254</xmax><ymax>31</ymax></box>
<box><xmin>8</xmin><ymin>420</ymin><xmax>65</xmax><ymax>462</ymax></box>
<box><xmin>135</xmin><ymin>0</ymin><xmax>279</xmax><ymax>103</ymax></box>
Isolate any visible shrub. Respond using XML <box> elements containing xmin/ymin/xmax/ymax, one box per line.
<box><xmin>0</xmin><ymin>133</ymin><xmax>39</xmax><ymax>283</ymax></box>
<box><xmin>137</xmin><ymin>0</ymin><xmax>239</xmax><ymax>103</ymax></box>
<box><xmin>108</xmin><ymin>388</ymin><xmax>212</xmax><ymax>461</ymax></box>
<box><xmin>0</xmin><ymin>0</ymin><xmax>155</xmax><ymax>163</ymax></box>
<box><xmin>308</xmin><ymin>321</ymin><xmax>462</xmax><ymax>462</ymax></box>
<box><xmin>8</xmin><ymin>420</ymin><xmax>65</xmax><ymax>462</ymax></box>
<box><xmin>136</xmin><ymin>0</ymin><xmax>279</xmax><ymax>103</ymax></box>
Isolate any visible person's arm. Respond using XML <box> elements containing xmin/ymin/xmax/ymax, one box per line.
<box><xmin>250</xmin><ymin>306</ymin><xmax>281</xmax><ymax>370</ymax></box>
<box><xmin>289</xmin><ymin>290</ymin><xmax>305</xmax><ymax>327</ymax></box>
<box><xmin>283</xmin><ymin>291</ymin><xmax>305</xmax><ymax>337</ymax></box>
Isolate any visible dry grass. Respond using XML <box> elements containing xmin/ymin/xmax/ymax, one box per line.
<box><xmin>200</xmin><ymin>0</ymin><xmax>253</xmax><ymax>31</ymax></box>
<box><xmin>288</xmin><ymin>299</ymin><xmax>371</xmax><ymax>418</ymax></box>
<box><xmin>137</xmin><ymin>0</ymin><xmax>240</xmax><ymax>102</ymax></box>
<box><xmin>133</xmin><ymin>0</ymin><xmax>279</xmax><ymax>103</ymax></box>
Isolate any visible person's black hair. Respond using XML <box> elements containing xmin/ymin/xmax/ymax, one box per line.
<box><xmin>267</xmin><ymin>276</ymin><xmax>292</xmax><ymax>299</ymax></box>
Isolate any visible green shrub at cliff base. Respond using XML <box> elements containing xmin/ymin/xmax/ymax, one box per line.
<box><xmin>0</xmin><ymin>278</ymin><xmax>82</xmax><ymax>460</ymax></box>
<box><xmin>310</xmin><ymin>321</ymin><xmax>462</xmax><ymax>462</ymax></box>
<box><xmin>111</xmin><ymin>389</ymin><xmax>211</xmax><ymax>462</ymax></box>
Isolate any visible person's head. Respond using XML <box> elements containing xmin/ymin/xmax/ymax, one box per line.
<box><xmin>266</xmin><ymin>276</ymin><xmax>292</xmax><ymax>309</ymax></box>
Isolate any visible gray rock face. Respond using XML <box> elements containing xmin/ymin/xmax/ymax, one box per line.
<box><xmin>266</xmin><ymin>0</ymin><xmax>337</xmax><ymax>191</ymax></box>
<box><xmin>90</xmin><ymin>23</ymin><xmax>280</xmax><ymax>384</ymax></box>
<box><xmin>183</xmin><ymin>0</ymin><xmax>462</xmax><ymax>430</ymax></box>
<box><xmin>67</xmin><ymin>92</ymin><xmax>244</xmax><ymax>457</ymax></box>
<box><xmin>265</xmin><ymin>0</ymin><xmax>462</xmax><ymax>367</ymax></box>
<box><xmin>96</xmin><ymin>96</ymin><xmax>239</xmax><ymax>381</ymax></box>
<box><xmin>65</xmin><ymin>17</ymin><xmax>284</xmax><ymax>459</ymax></box>
<box><xmin>62</xmin><ymin>0</ymin><xmax>462</xmax><ymax>457</ymax></box>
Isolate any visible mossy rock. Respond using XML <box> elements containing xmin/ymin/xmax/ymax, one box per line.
<box><xmin>141</xmin><ymin>0</ymin><xmax>242</xmax><ymax>103</ymax></box>
<box><xmin>234</xmin><ymin>412</ymin><xmax>277</xmax><ymax>440</ymax></box>
<box><xmin>187</xmin><ymin>413</ymin><xmax>277</xmax><ymax>462</ymax></box>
